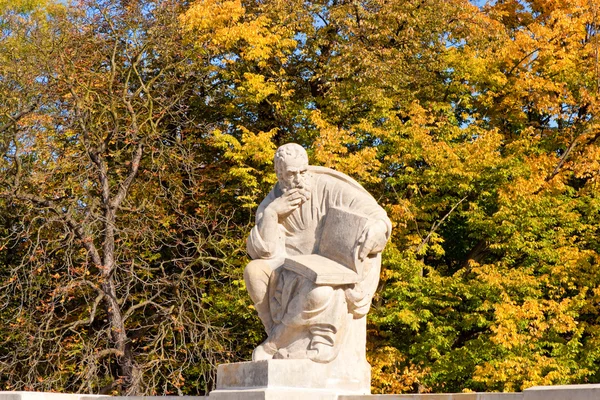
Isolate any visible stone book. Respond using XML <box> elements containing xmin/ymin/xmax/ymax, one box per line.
<box><xmin>284</xmin><ymin>207</ymin><xmax>369</xmax><ymax>285</ymax></box>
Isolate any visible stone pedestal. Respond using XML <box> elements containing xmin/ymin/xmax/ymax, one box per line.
<box><xmin>209</xmin><ymin>359</ymin><xmax>370</xmax><ymax>400</ymax></box>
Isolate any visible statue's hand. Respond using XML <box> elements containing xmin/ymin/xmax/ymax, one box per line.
<box><xmin>268</xmin><ymin>188</ymin><xmax>310</xmax><ymax>218</ymax></box>
<box><xmin>357</xmin><ymin>219</ymin><xmax>388</xmax><ymax>261</ymax></box>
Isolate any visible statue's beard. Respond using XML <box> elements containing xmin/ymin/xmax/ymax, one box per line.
<box><xmin>281</xmin><ymin>174</ymin><xmax>312</xmax><ymax>193</ymax></box>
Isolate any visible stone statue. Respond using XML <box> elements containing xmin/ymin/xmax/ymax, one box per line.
<box><xmin>244</xmin><ymin>143</ymin><xmax>391</xmax><ymax>367</ymax></box>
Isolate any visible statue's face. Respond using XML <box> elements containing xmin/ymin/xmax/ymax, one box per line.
<box><xmin>278</xmin><ymin>156</ymin><xmax>309</xmax><ymax>192</ymax></box>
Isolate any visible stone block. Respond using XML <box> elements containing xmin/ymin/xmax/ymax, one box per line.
<box><xmin>210</xmin><ymin>359</ymin><xmax>371</xmax><ymax>399</ymax></box>
<box><xmin>215</xmin><ymin>359</ymin><xmax>368</xmax><ymax>392</ymax></box>
<box><xmin>339</xmin><ymin>393</ymin><xmax>522</xmax><ymax>400</ymax></box>
<box><xmin>524</xmin><ymin>384</ymin><xmax>600</xmax><ymax>400</ymax></box>
<box><xmin>209</xmin><ymin>388</ymin><xmax>340</xmax><ymax>400</ymax></box>
<box><xmin>0</xmin><ymin>392</ymin><xmax>108</xmax><ymax>400</ymax></box>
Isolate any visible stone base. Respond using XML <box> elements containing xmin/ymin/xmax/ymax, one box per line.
<box><xmin>209</xmin><ymin>359</ymin><xmax>370</xmax><ymax>399</ymax></box>
<box><xmin>0</xmin><ymin>393</ymin><xmax>108</xmax><ymax>400</ymax></box>
<box><xmin>209</xmin><ymin>388</ymin><xmax>340</xmax><ymax>400</ymax></box>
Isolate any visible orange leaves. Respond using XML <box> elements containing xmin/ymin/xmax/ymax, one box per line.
<box><xmin>574</xmin><ymin>144</ymin><xmax>600</xmax><ymax>180</ymax></box>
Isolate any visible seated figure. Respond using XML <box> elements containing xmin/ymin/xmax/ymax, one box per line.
<box><xmin>245</xmin><ymin>143</ymin><xmax>391</xmax><ymax>364</ymax></box>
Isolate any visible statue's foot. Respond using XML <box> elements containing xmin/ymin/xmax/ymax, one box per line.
<box><xmin>307</xmin><ymin>341</ymin><xmax>338</xmax><ymax>363</ymax></box>
<box><xmin>252</xmin><ymin>340</ymin><xmax>277</xmax><ymax>361</ymax></box>
<box><xmin>272</xmin><ymin>348</ymin><xmax>289</xmax><ymax>359</ymax></box>
<box><xmin>307</xmin><ymin>325</ymin><xmax>339</xmax><ymax>363</ymax></box>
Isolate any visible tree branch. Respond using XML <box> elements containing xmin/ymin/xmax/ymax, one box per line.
<box><xmin>0</xmin><ymin>102</ymin><xmax>38</xmax><ymax>135</ymax></box>
<box><xmin>11</xmin><ymin>192</ymin><xmax>103</xmax><ymax>267</ymax></box>
<box><xmin>41</xmin><ymin>292</ymin><xmax>104</xmax><ymax>332</ymax></box>
<box><xmin>415</xmin><ymin>195</ymin><xmax>468</xmax><ymax>254</ymax></box>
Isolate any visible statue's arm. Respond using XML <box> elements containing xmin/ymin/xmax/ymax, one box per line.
<box><xmin>256</xmin><ymin>207</ymin><xmax>280</xmax><ymax>248</ymax></box>
<box><xmin>247</xmin><ymin>209</ymin><xmax>281</xmax><ymax>260</ymax></box>
<box><xmin>247</xmin><ymin>194</ymin><xmax>282</xmax><ymax>260</ymax></box>
<box><xmin>247</xmin><ymin>187</ymin><xmax>309</xmax><ymax>260</ymax></box>
<box><xmin>357</xmin><ymin>218</ymin><xmax>390</xmax><ymax>261</ymax></box>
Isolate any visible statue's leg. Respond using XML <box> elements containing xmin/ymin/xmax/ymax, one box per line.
<box><xmin>248</xmin><ymin>269</ymin><xmax>348</xmax><ymax>363</ymax></box>
<box><xmin>345</xmin><ymin>254</ymin><xmax>381</xmax><ymax>318</ymax></box>
<box><xmin>244</xmin><ymin>259</ymin><xmax>275</xmax><ymax>333</ymax></box>
<box><xmin>276</xmin><ymin>280</ymin><xmax>347</xmax><ymax>363</ymax></box>
<box><xmin>252</xmin><ymin>268</ymin><xmax>305</xmax><ymax>360</ymax></box>
<box><xmin>305</xmin><ymin>285</ymin><xmax>347</xmax><ymax>363</ymax></box>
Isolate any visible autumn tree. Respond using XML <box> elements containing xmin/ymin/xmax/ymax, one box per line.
<box><xmin>0</xmin><ymin>0</ymin><xmax>254</xmax><ymax>394</ymax></box>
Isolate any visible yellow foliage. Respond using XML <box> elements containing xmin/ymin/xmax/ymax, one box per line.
<box><xmin>180</xmin><ymin>0</ymin><xmax>296</xmax><ymax>65</ymax></box>
<box><xmin>368</xmin><ymin>344</ymin><xmax>429</xmax><ymax>394</ymax></box>
<box><xmin>311</xmin><ymin>110</ymin><xmax>381</xmax><ymax>183</ymax></box>
<box><xmin>240</xmin><ymin>73</ymin><xmax>279</xmax><ymax>104</ymax></box>
<box><xmin>179</xmin><ymin>0</ymin><xmax>244</xmax><ymax>43</ymax></box>
<box><xmin>211</xmin><ymin>127</ymin><xmax>277</xmax><ymax>207</ymax></box>
<box><xmin>574</xmin><ymin>144</ymin><xmax>600</xmax><ymax>179</ymax></box>
<box><xmin>474</xmin><ymin>352</ymin><xmax>590</xmax><ymax>392</ymax></box>
<box><xmin>184</xmin><ymin>0</ymin><xmax>243</xmax><ymax>29</ymax></box>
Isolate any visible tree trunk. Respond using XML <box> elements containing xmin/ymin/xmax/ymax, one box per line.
<box><xmin>102</xmin><ymin>207</ymin><xmax>140</xmax><ymax>394</ymax></box>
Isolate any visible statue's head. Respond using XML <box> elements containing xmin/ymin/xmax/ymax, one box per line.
<box><xmin>274</xmin><ymin>143</ymin><xmax>310</xmax><ymax>192</ymax></box>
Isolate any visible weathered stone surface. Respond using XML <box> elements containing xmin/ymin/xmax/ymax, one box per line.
<box><xmin>209</xmin><ymin>359</ymin><xmax>353</xmax><ymax>399</ymax></box>
<box><xmin>113</xmin><ymin>397</ymin><xmax>207</xmax><ymax>400</ymax></box>
<box><xmin>209</xmin><ymin>388</ymin><xmax>339</xmax><ymax>400</ymax></box>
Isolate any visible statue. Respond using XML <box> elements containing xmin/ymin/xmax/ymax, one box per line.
<box><xmin>244</xmin><ymin>143</ymin><xmax>391</xmax><ymax>365</ymax></box>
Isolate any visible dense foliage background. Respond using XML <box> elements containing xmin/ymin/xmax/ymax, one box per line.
<box><xmin>1</xmin><ymin>0</ymin><xmax>599</xmax><ymax>395</ymax></box>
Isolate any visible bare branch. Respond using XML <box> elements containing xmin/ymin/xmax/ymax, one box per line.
<box><xmin>415</xmin><ymin>195</ymin><xmax>468</xmax><ymax>254</ymax></box>
<box><xmin>10</xmin><ymin>192</ymin><xmax>103</xmax><ymax>267</ymax></box>
<box><xmin>110</xmin><ymin>141</ymin><xmax>144</xmax><ymax>210</ymax></box>
<box><xmin>41</xmin><ymin>293</ymin><xmax>104</xmax><ymax>332</ymax></box>
<box><xmin>0</xmin><ymin>102</ymin><xmax>38</xmax><ymax>135</ymax></box>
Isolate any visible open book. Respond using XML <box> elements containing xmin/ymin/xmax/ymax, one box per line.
<box><xmin>284</xmin><ymin>207</ymin><xmax>369</xmax><ymax>285</ymax></box>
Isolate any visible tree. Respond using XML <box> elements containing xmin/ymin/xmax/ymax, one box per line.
<box><xmin>0</xmin><ymin>0</ymin><xmax>252</xmax><ymax>394</ymax></box>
